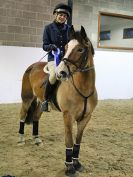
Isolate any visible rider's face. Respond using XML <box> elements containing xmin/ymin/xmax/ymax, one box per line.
<box><xmin>55</xmin><ymin>13</ymin><xmax>68</xmax><ymax>24</ymax></box>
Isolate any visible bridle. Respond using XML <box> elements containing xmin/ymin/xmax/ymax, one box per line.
<box><xmin>61</xmin><ymin>46</ymin><xmax>95</xmax><ymax>121</ymax></box>
<box><xmin>62</xmin><ymin>47</ymin><xmax>94</xmax><ymax>75</ymax></box>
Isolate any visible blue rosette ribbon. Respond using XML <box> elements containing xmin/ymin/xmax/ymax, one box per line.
<box><xmin>52</xmin><ymin>48</ymin><xmax>60</xmax><ymax>67</ymax></box>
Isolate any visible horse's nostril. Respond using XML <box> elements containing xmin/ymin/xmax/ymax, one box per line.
<box><xmin>60</xmin><ymin>71</ymin><xmax>67</xmax><ymax>78</ymax></box>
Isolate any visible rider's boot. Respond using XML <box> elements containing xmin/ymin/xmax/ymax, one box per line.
<box><xmin>41</xmin><ymin>80</ymin><xmax>53</xmax><ymax>112</ymax></box>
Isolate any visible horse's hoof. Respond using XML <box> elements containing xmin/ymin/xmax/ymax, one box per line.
<box><xmin>17</xmin><ymin>135</ymin><xmax>25</xmax><ymax>146</ymax></box>
<box><xmin>73</xmin><ymin>160</ymin><xmax>84</xmax><ymax>172</ymax></box>
<box><xmin>36</xmin><ymin>141</ymin><xmax>43</xmax><ymax>146</ymax></box>
<box><xmin>17</xmin><ymin>139</ymin><xmax>25</xmax><ymax>146</ymax></box>
<box><xmin>34</xmin><ymin>137</ymin><xmax>43</xmax><ymax>146</ymax></box>
<box><xmin>65</xmin><ymin>164</ymin><xmax>76</xmax><ymax>176</ymax></box>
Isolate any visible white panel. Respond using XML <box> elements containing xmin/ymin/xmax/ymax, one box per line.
<box><xmin>0</xmin><ymin>46</ymin><xmax>133</xmax><ymax>103</ymax></box>
<box><xmin>0</xmin><ymin>46</ymin><xmax>47</xmax><ymax>103</ymax></box>
<box><xmin>94</xmin><ymin>51</ymin><xmax>133</xmax><ymax>99</ymax></box>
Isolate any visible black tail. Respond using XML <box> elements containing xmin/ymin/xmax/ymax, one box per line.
<box><xmin>25</xmin><ymin>99</ymin><xmax>37</xmax><ymax>124</ymax></box>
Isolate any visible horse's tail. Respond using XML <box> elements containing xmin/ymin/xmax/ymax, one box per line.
<box><xmin>25</xmin><ymin>98</ymin><xmax>37</xmax><ymax>124</ymax></box>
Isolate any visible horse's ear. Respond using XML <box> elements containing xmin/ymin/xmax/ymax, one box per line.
<box><xmin>69</xmin><ymin>25</ymin><xmax>75</xmax><ymax>39</ymax></box>
<box><xmin>80</xmin><ymin>26</ymin><xmax>88</xmax><ymax>42</ymax></box>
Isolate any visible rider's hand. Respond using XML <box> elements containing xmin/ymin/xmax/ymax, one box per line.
<box><xmin>50</xmin><ymin>44</ymin><xmax>58</xmax><ymax>51</ymax></box>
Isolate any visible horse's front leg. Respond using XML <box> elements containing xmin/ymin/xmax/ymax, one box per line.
<box><xmin>73</xmin><ymin>115</ymin><xmax>91</xmax><ymax>171</ymax></box>
<box><xmin>63</xmin><ymin>111</ymin><xmax>76</xmax><ymax>176</ymax></box>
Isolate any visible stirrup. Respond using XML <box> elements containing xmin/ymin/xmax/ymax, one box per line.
<box><xmin>41</xmin><ymin>101</ymin><xmax>49</xmax><ymax>112</ymax></box>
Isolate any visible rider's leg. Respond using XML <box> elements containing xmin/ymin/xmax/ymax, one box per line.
<box><xmin>41</xmin><ymin>61</ymin><xmax>56</xmax><ymax>112</ymax></box>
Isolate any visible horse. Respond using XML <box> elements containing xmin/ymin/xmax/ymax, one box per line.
<box><xmin>18</xmin><ymin>25</ymin><xmax>98</xmax><ymax>176</ymax></box>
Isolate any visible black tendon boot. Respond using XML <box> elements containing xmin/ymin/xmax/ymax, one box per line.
<box><xmin>65</xmin><ymin>148</ymin><xmax>76</xmax><ymax>175</ymax></box>
<box><xmin>41</xmin><ymin>80</ymin><xmax>53</xmax><ymax>112</ymax></box>
<box><xmin>73</xmin><ymin>144</ymin><xmax>82</xmax><ymax>171</ymax></box>
<box><xmin>19</xmin><ymin>121</ymin><xmax>25</xmax><ymax>134</ymax></box>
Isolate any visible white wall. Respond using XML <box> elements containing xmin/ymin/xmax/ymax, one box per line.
<box><xmin>0</xmin><ymin>46</ymin><xmax>133</xmax><ymax>103</ymax></box>
<box><xmin>94</xmin><ymin>51</ymin><xmax>133</xmax><ymax>99</ymax></box>
<box><xmin>0</xmin><ymin>46</ymin><xmax>46</xmax><ymax>103</ymax></box>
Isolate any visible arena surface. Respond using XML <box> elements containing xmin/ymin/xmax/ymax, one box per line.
<box><xmin>0</xmin><ymin>99</ymin><xmax>132</xmax><ymax>177</ymax></box>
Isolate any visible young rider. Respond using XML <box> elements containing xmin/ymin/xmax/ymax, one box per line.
<box><xmin>41</xmin><ymin>3</ymin><xmax>72</xmax><ymax>112</ymax></box>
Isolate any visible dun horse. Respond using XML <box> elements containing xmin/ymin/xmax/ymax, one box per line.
<box><xmin>18</xmin><ymin>25</ymin><xmax>98</xmax><ymax>176</ymax></box>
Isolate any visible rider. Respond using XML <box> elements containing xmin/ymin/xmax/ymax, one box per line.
<box><xmin>41</xmin><ymin>3</ymin><xmax>72</xmax><ymax>112</ymax></box>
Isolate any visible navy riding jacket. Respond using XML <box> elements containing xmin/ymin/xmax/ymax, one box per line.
<box><xmin>43</xmin><ymin>21</ymin><xmax>70</xmax><ymax>62</ymax></box>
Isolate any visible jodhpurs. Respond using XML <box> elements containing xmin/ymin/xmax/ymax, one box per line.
<box><xmin>44</xmin><ymin>61</ymin><xmax>56</xmax><ymax>85</ymax></box>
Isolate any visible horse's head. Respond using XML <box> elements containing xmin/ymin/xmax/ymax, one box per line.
<box><xmin>56</xmin><ymin>25</ymin><xmax>94</xmax><ymax>81</ymax></box>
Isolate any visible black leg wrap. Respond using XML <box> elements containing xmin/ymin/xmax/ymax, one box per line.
<box><xmin>33</xmin><ymin>121</ymin><xmax>39</xmax><ymax>136</ymax></box>
<box><xmin>19</xmin><ymin>121</ymin><xmax>25</xmax><ymax>134</ymax></box>
<box><xmin>73</xmin><ymin>144</ymin><xmax>83</xmax><ymax>171</ymax></box>
<box><xmin>66</xmin><ymin>148</ymin><xmax>73</xmax><ymax>163</ymax></box>
<box><xmin>73</xmin><ymin>144</ymin><xmax>80</xmax><ymax>159</ymax></box>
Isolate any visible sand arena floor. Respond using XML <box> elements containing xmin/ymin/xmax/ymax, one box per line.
<box><xmin>0</xmin><ymin>99</ymin><xmax>133</xmax><ymax>177</ymax></box>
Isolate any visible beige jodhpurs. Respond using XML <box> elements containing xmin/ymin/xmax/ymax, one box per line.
<box><xmin>46</xmin><ymin>61</ymin><xmax>56</xmax><ymax>85</ymax></box>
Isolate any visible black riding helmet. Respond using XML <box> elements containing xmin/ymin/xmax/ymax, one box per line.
<box><xmin>53</xmin><ymin>3</ymin><xmax>72</xmax><ymax>18</ymax></box>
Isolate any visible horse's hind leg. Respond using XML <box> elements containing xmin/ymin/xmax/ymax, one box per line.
<box><xmin>32</xmin><ymin>101</ymin><xmax>43</xmax><ymax>145</ymax></box>
<box><xmin>73</xmin><ymin>115</ymin><xmax>91</xmax><ymax>171</ymax></box>
<box><xmin>18</xmin><ymin>99</ymin><xmax>33</xmax><ymax>144</ymax></box>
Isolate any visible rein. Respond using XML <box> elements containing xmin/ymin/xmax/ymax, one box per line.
<box><xmin>62</xmin><ymin>47</ymin><xmax>95</xmax><ymax>121</ymax></box>
<box><xmin>38</xmin><ymin>52</ymin><xmax>49</xmax><ymax>62</ymax></box>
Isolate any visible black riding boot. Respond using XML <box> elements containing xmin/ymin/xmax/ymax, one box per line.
<box><xmin>41</xmin><ymin>80</ymin><xmax>53</xmax><ymax>112</ymax></box>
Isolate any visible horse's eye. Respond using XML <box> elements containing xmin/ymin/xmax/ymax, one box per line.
<box><xmin>78</xmin><ymin>48</ymin><xmax>84</xmax><ymax>52</ymax></box>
